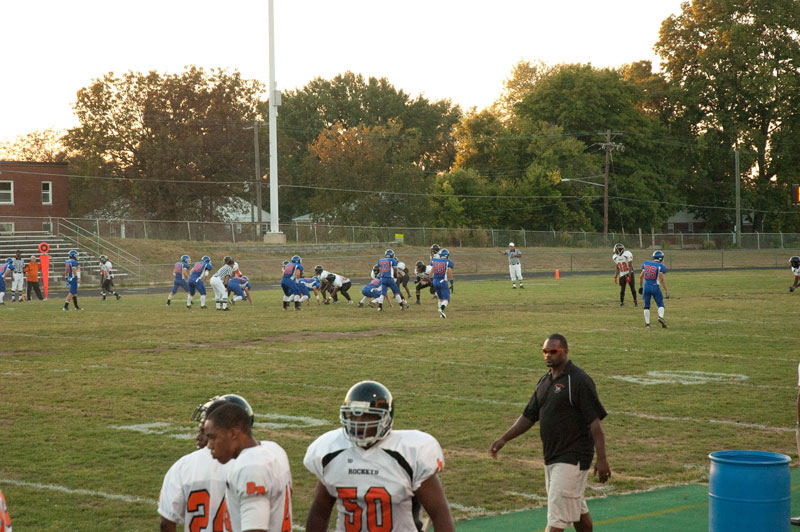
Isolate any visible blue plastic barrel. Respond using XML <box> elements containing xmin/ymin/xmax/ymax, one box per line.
<box><xmin>708</xmin><ymin>450</ymin><xmax>790</xmax><ymax>532</ymax></box>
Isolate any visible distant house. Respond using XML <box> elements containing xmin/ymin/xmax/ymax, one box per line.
<box><xmin>662</xmin><ymin>211</ymin><xmax>706</xmax><ymax>234</ymax></box>
<box><xmin>0</xmin><ymin>161</ymin><xmax>69</xmax><ymax>233</ymax></box>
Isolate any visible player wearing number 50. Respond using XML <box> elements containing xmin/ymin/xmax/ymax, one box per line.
<box><xmin>158</xmin><ymin>394</ymin><xmax>253</xmax><ymax>532</ymax></box>
<box><xmin>205</xmin><ymin>402</ymin><xmax>293</xmax><ymax>532</ymax></box>
<box><xmin>304</xmin><ymin>381</ymin><xmax>456</xmax><ymax>532</ymax></box>
<box><xmin>638</xmin><ymin>250</ymin><xmax>669</xmax><ymax>329</ymax></box>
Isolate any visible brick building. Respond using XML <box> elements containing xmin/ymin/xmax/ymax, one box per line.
<box><xmin>0</xmin><ymin>161</ymin><xmax>69</xmax><ymax>233</ymax></box>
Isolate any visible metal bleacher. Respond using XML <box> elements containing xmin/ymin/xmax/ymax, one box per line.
<box><xmin>0</xmin><ymin>221</ymin><xmax>141</xmax><ymax>284</ymax></box>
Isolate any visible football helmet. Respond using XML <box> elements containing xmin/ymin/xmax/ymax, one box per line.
<box><xmin>790</xmin><ymin>256</ymin><xmax>800</xmax><ymax>269</ymax></box>
<box><xmin>340</xmin><ymin>380</ymin><xmax>394</xmax><ymax>448</ymax></box>
<box><xmin>5</xmin><ymin>258</ymin><xmax>12</xmax><ymax>265</ymax></box>
<box><xmin>326</xmin><ymin>273</ymin><xmax>336</xmax><ymax>283</ymax></box>
<box><xmin>430</xmin><ymin>244</ymin><xmax>440</xmax><ymax>254</ymax></box>
<box><xmin>224</xmin><ymin>256</ymin><xmax>234</xmax><ymax>266</ymax></box>
<box><xmin>202</xmin><ymin>256</ymin><xmax>211</xmax><ymax>263</ymax></box>
<box><xmin>181</xmin><ymin>254</ymin><xmax>191</xmax><ymax>265</ymax></box>
<box><xmin>99</xmin><ymin>255</ymin><xmax>108</xmax><ymax>263</ymax></box>
<box><xmin>291</xmin><ymin>255</ymin><xmax>302</xmax><ymax>264</ymax></box>
<box><xmin>415</xmin><ymin>260</ymin><xmax>425</xmax><ymax>272</ymax></box>
<box><xmin>372</xmin><ymin>264</ymin><xmax>380</xmax><ymax>275</ymax></box>
<box><xmin>397</xmin><ymin>261</ymin><xmax>406</xmax><ymax>271</ymax></box>
<box><xmin>614</xmin><ymin>243</ymin><xmax>625</xmax><ymax>255</ymax></box>
<box><xmin>68</xmin><ymin>250</ymin><xmax>79</xmax><ymax>259</ymax></box>
<box><xmin>385</xmin><ymin>249</ymin><xmax>395</xmax><ymax>258</ymax></box>
<box><xmin>283</xmin><ymin>260</ymin><xmax>290</xmax><ymax>267</ymax></box>
<box><xmin>652</xmin><ymin>250</ymin><xmax>665</xmax><ymax>263</ymax></box>
<box><xmin>439</xmin><ymin>249</ymin><xmax>450</xmax><ymax>258</ymax></box>
<box><xmin>314</xmin><ymin>265</ymin><xmax>324</xmax><ymax>274</ymax></box>
<box><xmin>192</xmin><ymin>393</ymin><xmax>254</xmax><ymax>426</ymax></box>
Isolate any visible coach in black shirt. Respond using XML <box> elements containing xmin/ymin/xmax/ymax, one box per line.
<box><xmin>490</xmin><ymin>333</ymin><xmax>610</xmax><ymax>532</ymax></box>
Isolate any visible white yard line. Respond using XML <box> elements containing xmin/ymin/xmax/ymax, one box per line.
<box><xmin>0</xmin><ymin>478</ymin><xmax>155</xmax><ymax>505</ymax></box>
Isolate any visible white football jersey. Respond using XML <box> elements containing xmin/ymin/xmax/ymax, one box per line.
<box><xmin>158</xmin><ymin>447</ymin><xmax>232</xmax><ymax>532</ymax></box>
<box><xmin>226</xmin><ymin>441</ymin><xmax>293</xmax><ymax>532</ymax></box>
<box><xmin>612</xmin><ymin>250</ymin><xmax>634</xmax><ymax>277</ymax></box>
<box><xmin>792</xmin><ymin>266</ymin><xmax>800</xmax><ymax>277</ymax></box>
<box><xmin>100</xmin><ymin>260</ymin><xmax>113</xmax><ymax>279</ymax></box>
<box><xmin>0</xmin><ymin>488</ymin><xmax>11</xmax><ymax>532</ymax></box>
<box><xmin>304</xmin><ymin>429</ymin><xmax>445</xmax><ymax>532</ymax></box>
<box><xmin>330</xmin><ymin>273</ymin><xmax>350</xmax><ymax>288</ymax></box>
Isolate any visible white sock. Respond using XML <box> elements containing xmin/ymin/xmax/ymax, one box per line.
<box><xmin>395</xmin><ymin>295</ymin><xmax>402</xmax><ymax>303</ymax></box>
<box><xmin>298</xmin><ymin>295</ymin><xmax>309</xmax><ymax>303</ymax></box>
<box><xmin>233</xmin><ymin>295</ymin><xmax>242</xmax><ymax>302</ymax></box>
<box><xmin>658</xmin><ymin>307</ymin><xmax>664</xmax><ymax>319</ymax></box>
<box><xmin>167</xmin><ymin>294</ymin><xmax>173</xmax><ymax>301</ymax></box>
<box><xmin>359</xmin><ymin>296</ymin><xmax>368</xmax><ymax>304</ymax></box>
<box><xmin>441</xmin><ymin>301</ymin><xmax>448</xmax><ymax>308</ymax></box>
<box><xmin>186</xmin><ymin>294</ymin><xmax>192</xmax><ymax>305</ymax></box>
<box><xmin>200</xmin><ymin>295</ymin><xmax>206</xmax><ymax>306</ymax></box>
<box><xmin>377</xmin><ymin>295</ymin><xmax>385</xmax><ymax>304</ymax></box>
<box><xmin>644</xmin><ymin>309</ymin><xmax>650</xmax><ymax>325</ymax></box>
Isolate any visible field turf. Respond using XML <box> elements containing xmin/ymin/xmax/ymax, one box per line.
<box><xmin>0</xmin><ymin>268</ymin><xmax>797</xmax><ymax>530</ymax></box>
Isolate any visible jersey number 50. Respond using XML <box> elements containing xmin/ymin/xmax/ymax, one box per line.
<box><xmin>337</xmin><ymin>487</ymin><xmax>392</xmax><ymax>532</ymax></box>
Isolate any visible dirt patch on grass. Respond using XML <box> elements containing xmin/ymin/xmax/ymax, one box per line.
<box><xmin>0</xmin><ymin>350</ymin><xmax>58</xmax><ymax>357</ymax></box>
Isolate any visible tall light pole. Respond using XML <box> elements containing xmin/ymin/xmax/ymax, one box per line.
<box><xmin>600</xmin><ymin>131</ymin><xmax>624</xmax><ymax>237</ymax></box>
<box><xmin>268</xmin><ymin>0</ymin><xmax>281</xmax><ymax>234</ymax></box>
<box><xmin>245</xmin><ymin>122</ymin><xmax>263</xmax><ymax>236</ymax></box>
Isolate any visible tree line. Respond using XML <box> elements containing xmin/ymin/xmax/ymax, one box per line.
<box><xmin>2</xmin><ymin>0</ymin><xmax>799</xmax><ymax>232</ymax></box>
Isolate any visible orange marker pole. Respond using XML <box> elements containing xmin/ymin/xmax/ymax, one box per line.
<box><xmin>38</xmin><ymin>242</ymin><xmax>50</xmax><ymax>298</ymax></box>
<box><xmin>555</xmin><ymin>269</ymin><xmax>560</xmax><ymax>280</ymax></box>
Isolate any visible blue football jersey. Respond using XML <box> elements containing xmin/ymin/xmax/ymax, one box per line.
<box><xmin>430</xmin><ymin>258</ymin><xmax>454</xmax><ymax>280</ymax></box>
<box><xmin>641</xmin><ymin>260</ymin><xmax>667</xmax><ymax>288</ymax></box>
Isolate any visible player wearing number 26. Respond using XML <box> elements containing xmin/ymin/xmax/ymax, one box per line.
<box><xmin>304</xmin><ymin>380</ymin><xmax>455</xmax><ymax>532</ymax></box>
<box><xmin>639</xmin><ymin>250</ymin><xmax>669</xmax><ymax>329</ymax></box>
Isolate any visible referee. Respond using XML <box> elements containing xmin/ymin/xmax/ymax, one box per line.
<box><xmin>210</xmin><ymin>256</ymin><xmax>235</xmax><ymax>311</ymax></box>
<box><xmin>498</xmin><ymin>242</ymin><xmax>524</xmax><ymax>289</ymax></box>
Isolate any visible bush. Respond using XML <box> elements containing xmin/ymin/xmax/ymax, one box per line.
<box><xmin>703</xmin><ymin>240</ymin><xmax>717</xmax><ymax>250</ymax></box>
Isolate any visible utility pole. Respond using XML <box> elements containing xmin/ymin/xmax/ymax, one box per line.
<box><xmin>267</xmin><ymin>0</ymin><xmax>281</xmax><ymax>234</ymax></box>
<box><xmin>600</xmin><ymin>131</ymin><xmax>624</xmax><ymax>236</ymax></box>
<box><xmin>252</xmin><ymin>121</ymin><xmax>263</xmax><ymax>236</ymax></box>
<box><xmin>734</xmin><ymin>147</ymin><xmax>741</xmax><ymax>247</ymax></box>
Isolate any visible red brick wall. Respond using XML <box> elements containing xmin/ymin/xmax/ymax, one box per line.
<box><xmin>0</xmin><ymin>161</ymin><xmax>69</xmax><ymax>231</ymax></box>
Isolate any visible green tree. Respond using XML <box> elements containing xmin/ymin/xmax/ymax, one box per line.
<box><xmin>276</xmin><ymin>72</ymin><xmax>460</xmax><ymax>219</ymax></box>
<box><xmin>0</xmin><ymin>129</ymin><xmax>67</xmax><ymax>162</ymax></box>
<box><xmin>655</xmin><ymin>0</ymin><xmax>800</xmax><ymax>231</ymax></box>
<box><xmin>65</xmin><ymin>67</ymin><xmax>263</xmax><ymax>219</ymax></box>
<box><xmin>303</xmin><ymin>122</ymin><xmax>431</xmax><ymax>226</ymax></box>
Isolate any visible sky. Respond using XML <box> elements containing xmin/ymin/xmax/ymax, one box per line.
<box><xmin>0</xmin><ymin>0</ymin><xmax>687</xmax><ymax>142</ymax></box>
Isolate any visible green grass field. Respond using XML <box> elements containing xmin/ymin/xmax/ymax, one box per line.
<box><xmin>1</xmin><ymin>268</ymin><xmax>798</xmax><ymax>531</ymax></box>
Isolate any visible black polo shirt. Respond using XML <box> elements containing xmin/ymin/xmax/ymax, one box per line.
<box><xmin>522</xmin><ymin>360</ymin><xmax>607</xmax><ymax>469</ymax></box>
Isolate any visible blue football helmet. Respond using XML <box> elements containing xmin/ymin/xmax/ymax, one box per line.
<box><xmin>652</xmin><ymin>250</ymin><xmax>665</xmax><ymax>263</ymax></box>
<box><xmin>5</xmin><ymin>258</ymin><xmax>12</xmax><ymax>265</ymax></box>
<box><xmin>181</xmin><ymin>254</ymin><xmax>191</xmax><ymax>264</ymax></box>
<box><xmin>202</xmin><ymin>256</ymin><xmax>211</xmax><ymax>263</ymax></box>
<box><xmin>385</xmin><ymin>249</ymin><xmax>395</xmax><ymax>258</ymax></box>
<box><xmin>439</xmin><ymin>249</ymin><xmax>450</xmax><ymax>258</ymax></box>
<box><xmin>68</xmin><ymin>250</ymin><xmax>78</xmax><ymax>259</ymax></box>
<box><xmin>291</xmin><ymin>255</ymin><xmax>301</xmax><ymax>264</ymax></box>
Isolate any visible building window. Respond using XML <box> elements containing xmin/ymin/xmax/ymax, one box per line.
<box><xmin>667</xmin><ymin>223</ymin><xmax>675</xmax><ymax>234</ymax></box>
<box><xmin>0</xmin><ymin>181</ymin><xmax>12</xmax><ymax>204</ymax></box>
<box><xmin>0</xmin><ymin>222</ymin><xmax>13</xmax><ymax>233</ymax></box>
<box><xmin>42</xmin><ymin>181</ymin><xmax>52</xmax><ymax>205</ymax></box>
<box><xmin>688</xmin><ymin>222</ymin><xmax>694</xmax><ymax>233</ymax></box>
<box><xmin>42</xmin><ymin>221</ymin><xmax>52</xmax><ymax>233</ymax></box>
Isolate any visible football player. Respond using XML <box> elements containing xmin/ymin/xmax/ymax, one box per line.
<box><xmin>167</xmin><ymin>255</ymin><xmax>191</xmax><ymax>306</ymax></box>
<box><xmin>205</xmin><ymin>402</ymin><xmax>293</xmax><ymax>532</ymax></box>
<box><xmin>63</xmin><ymin>250</ymin><xmax>81</xmax><ymax>311</ymax></box>
<box><xmin>430</xmin><ymin>244</ymin><xmax>441</xmax><ymax>260</ymax></box>
<box><xmin>98</xmin><ymin>255</ymin><xmax>121</xmax><ymax>301</ymax></box>
<box><xmin>0</xmin><ymin>487</ymin><xmax>11</xmax><ymax>531</ymax></box>
<box><xmin>612</xmin><ymin>243</ymin><xmax>637</xmax><ymax>307</ymax></box>
<box><xmin>790</xmin><ymin>256</ymin><xmax>800</xmax><ymax>292</ymax></box>
<box><xmin>187</xmin><ymin>256</ymin><xmax>212</xmax><ymax>309</ymax></box>
<box><xmin>325</xmin><ymin>272</ymin><xmax>353</xmax><ymax>304</ymax></box>
<box><xmin>227</xmin><ymin>275</ymin><xmax>252</xmax><ymax>305</ymax></box>
<box><xmin>304</xmin><ymin>381</ymin><xmax>455</xmax><ymax>532</ymax></box>
<box><xmin>414</xmin><ymin>260</ymin><xmax>435</xmax><ymax>305</ymax></box>
<box><xmin>358</xmin><ymin>276</ymin><xmax>383</xmax><ymax>308</ymax></box>
<box><xmin>281</xmin><ymin>256</ymin><xmax>303</xmax><ymax>310</ymax></box>
<box><xmin>395</xmin><ymin>261</ymin><xmax>411</xmax><ymax>299</ymax></box>
<box><xmin>375</xmin><ymin>250</ymin><xmax>410</xmax><ymax>311</ymax></box>
<box><xmin>158</xmin><ymin>394</ymin><xmax>254</xmax><ymax>532</ymax></box>
<box><xmin>0</xmin><ymin>258</ymin><xmax>12</xmax><ymax>305</ymax></box>
<box><xmin>638</xmin><ymin>250</ymin><xmax>669</xmax><ymax>328</ymax></box>
<box><xmin>297</xmin><ymin>276</ymin><xmax>321</xmax><ymax>305</ymax></box>
<box><xmin>431</xmin><ymin>249</ymin><xmax>455</xmax><ymax>319</ymax></box>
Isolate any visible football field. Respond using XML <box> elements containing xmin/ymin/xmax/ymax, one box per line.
<box><xmin>1</xmin><ymin>268</ymin><xmax>798</xmax><ymax>530</ymax></box>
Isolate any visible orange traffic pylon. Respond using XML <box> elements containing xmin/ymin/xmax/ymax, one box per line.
<box><xmin>555</xmin><ymin>269</ymin><xmax>560</xmax><ymax>280</ymax></box>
